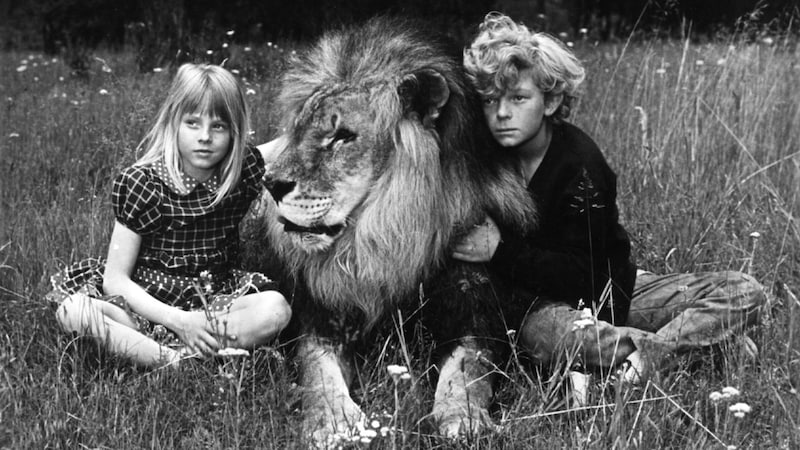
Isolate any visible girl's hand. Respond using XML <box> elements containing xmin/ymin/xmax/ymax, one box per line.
<box><xmin>172</xmin><ymin>310</ymin><xmax>222</xmax><ymax>356</ymax></box>
<box><xmin>452</xmin><ymin>216</ymin><xmax>501</xmax><ymax>263</ymax></box>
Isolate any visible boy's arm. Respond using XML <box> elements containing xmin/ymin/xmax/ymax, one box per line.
<box><xmin>452</xmin><ymin>216</ymin><xmax>502</xmax><ymax>262</ymax></box>
<box><xmin>491</xmin><ymin>170</ymin><xmax>619</xmax><ymax>302</ymax></box>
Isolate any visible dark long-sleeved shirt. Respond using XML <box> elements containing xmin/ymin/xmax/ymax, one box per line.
<box><xmin>491</xmin><ymin>121</ymin><xmax>636</xmax><ymax>324</ymax></box>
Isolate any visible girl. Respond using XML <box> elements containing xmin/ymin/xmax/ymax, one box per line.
<box><xmin>48</xmin><ymin>63</ymin><xmax>291</xmax><ymax>368</ymax></box>
<box><xmin>455</xmin><ymin>12</ymin><xmax>765</xmax><ymax>394</ymax></box>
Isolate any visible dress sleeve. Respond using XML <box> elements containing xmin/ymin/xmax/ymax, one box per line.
<box><xmin>112</xmin><ymin>167</ymin><xmax>162</xmax><ymax>236</ymax></box>
<box><xmin>239</xmin><ymin>145</ymin><xmax>266</xmax><ymax>201</ymax></box>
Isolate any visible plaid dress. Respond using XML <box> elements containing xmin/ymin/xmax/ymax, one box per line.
<box><xmin>47</xmin><ymin>146</ymin><xmax>276</xmax><ymax>342</ymax></box>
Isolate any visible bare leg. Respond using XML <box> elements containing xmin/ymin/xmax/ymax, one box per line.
<box><xmin>56</xmin><ymin>293</ymin><xmax>181</xmax><ymax>367</ymax></box>
<box><xmin>207</xmin><ymin>290</ymin><xmax>291</xmax><ymax>348</ymax></box>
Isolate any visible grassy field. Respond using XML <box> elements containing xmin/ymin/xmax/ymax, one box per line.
<box><xmin>1</xmin><ymin>29</ymin><xmax>799</xmax><ymax>449</ymax></box>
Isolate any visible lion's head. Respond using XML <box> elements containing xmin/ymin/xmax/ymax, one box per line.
<box><xmin>259</xmin><ymin>17</ymin><xmax>536</xmax><ymax>320</ymax></box>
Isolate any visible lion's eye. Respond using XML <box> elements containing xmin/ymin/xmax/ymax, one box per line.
<box><xmin>321</xmin><ymin>128</ymin><xmax>358</xmax><ymax>151</ymax></box>
<box><xmin>333</xmin><ymin>128</ymin><xmax>357</xmax><ymax>144</ymax></box>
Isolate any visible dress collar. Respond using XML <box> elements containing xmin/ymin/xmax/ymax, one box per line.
<box><xmin>152</xmin><ymin>159</ymin><xmax>220</xmax><ymax>195</ymax></box>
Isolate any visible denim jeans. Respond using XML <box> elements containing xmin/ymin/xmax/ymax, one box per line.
<box><xmin>519</xmin><ymin>271</ymin><xmax>766</xmax><ymax>369</ymax></box>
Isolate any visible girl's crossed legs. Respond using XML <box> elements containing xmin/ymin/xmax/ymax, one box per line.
<box><xmin>56</xmin><ymin>291</ymin><xmax>291</xmax><ymax>368</ymax></box>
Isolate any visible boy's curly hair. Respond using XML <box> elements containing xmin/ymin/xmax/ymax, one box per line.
<box><xmin>464</xmin><ymin>12</ymin><xmax>585</xmax><ymax>122</ymax></box>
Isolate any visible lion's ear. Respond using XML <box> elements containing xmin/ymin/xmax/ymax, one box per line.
<box><xmin>398</xmin><ymin>69</ymin><xmax>450</xmax><ymax>128</ymax></box>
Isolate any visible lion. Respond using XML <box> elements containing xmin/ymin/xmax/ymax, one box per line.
<box><xmin>247</xmin><ymin>16</ymin><xmax>537</xmax><ymax>446</ymax></box>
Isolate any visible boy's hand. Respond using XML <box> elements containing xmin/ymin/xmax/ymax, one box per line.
<box><xmin>452</xmin><ymin>216</ymin><xmax>501</xmax><ymax>262</ymax></box>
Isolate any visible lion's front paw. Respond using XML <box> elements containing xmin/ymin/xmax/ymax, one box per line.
<box><xmin>303</xmin><ymin>395</ymin><xmax>366</xmax><ymax>449</ymax></box>
<box><xmin>435</xmin><ymin>404</ymin><xmax>496</xmax><ymax>439</ymax></box>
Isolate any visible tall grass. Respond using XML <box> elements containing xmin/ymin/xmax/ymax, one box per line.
<box><xmin>1</xmin><ymin>30</ymin><xmax>798</xmax><ymax>448</ymax></box>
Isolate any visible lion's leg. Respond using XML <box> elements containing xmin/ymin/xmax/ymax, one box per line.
<box><xmin>297</xmin><ymin>337</ymin><xmax>365</xmax><ymax>448</ymax></box>
<box><xmin>432</xmin><ymin>339</ymin><xmax>496</xmax><ymax>438</ymax></box>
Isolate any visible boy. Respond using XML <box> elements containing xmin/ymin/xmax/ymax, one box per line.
<box><xmin>454</xmin><ymin>12</ymin><xmax>765</xmax><ymax>391</ymax></box>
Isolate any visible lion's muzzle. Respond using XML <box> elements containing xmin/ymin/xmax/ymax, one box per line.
<box><xmin>264</xmin><ymin>179</ymin><xmax>295</xmax><ymax>203</ymax></box>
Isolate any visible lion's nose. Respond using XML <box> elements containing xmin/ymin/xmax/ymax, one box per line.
<box><xmin>265</xmin><ymin>180</ymin><xmax>296</xmax><ymax>202</ymax></box>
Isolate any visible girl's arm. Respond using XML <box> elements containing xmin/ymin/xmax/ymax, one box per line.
<box><xmin>102</xmin><ymin>221</ymin><xmax>221</xmax><ymax>355</ymax></box>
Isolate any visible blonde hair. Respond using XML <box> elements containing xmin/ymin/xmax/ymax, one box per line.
<box><xmin>464</xmin><ymin>12</ymin><xmax>585</xmax><ymax>122</ymax></box>
<box><xmin>136</xmin><ymin>63</ymin><xmax>250</xmax><ymax>206</ymax></box>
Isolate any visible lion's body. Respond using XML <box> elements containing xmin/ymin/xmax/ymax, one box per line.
<box><xmin>248</xmin><ymin>16</ymin><xmax>537</xmax><ymax>443</ymax></box>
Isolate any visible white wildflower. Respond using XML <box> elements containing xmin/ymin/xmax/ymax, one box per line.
<box><xmin>153</xmin><ymin>67</ymin><xmax>163</xmax><ymax>73</ymax></box>
<box><xmin>559</xmin><ymin>32</ymin><xmax>568</xmax><ymax>40</ymax></box>
<box><xmin>579</xmin><ymin>28</ymin><xmax>588</xmax><ymax>34</ymax></box>
<box><xmin>709</xmin><ymin>391</ymin><xmax>723</xmax><ymax>402</ymax></box>
<box><xmin>656</xmin><ymin>68</ymin><xmax>666</xmax><ymax>75</ymax></box>
<box><xmin>16</xmin><ymin>65</ymin><xmax>27</xmax><ymax>72</ymax></box>
<box><xmin>246</xmin><ymin>88</ymin><xmax>256</xmax><ymax>95</ymax></box>
<box><xmin>762</xmin><ymin>37</ymin><xmax>774</xmax><ymax>45</ymax></box>
<box><xmin>716</xmin><ymin>58</ymin><xmax>726</xmax><ymax>66</ymax></box>
<box><xmin>222</xmin><ymin>42</ymin><xmax>229</xmax><ymax>48</ymax></box>
<box><xmin>573</xmin><ymin>318</ymin><xmax>594</xmax><ymax>330</ymax></box>
<box><xmin>567</xmin><ymin>42</ymin><xmax>574</xmax><ymax>48</ymax></box>
<box><xmin>729</xmin><ymin>402</ymin><xmax>751</xmax><ymax>418</ymax></box>
<box><xmin>226</xmin><ymin>30</ymin><xmax>235</xmax><ymax>36</ymax></box>
<box><xmin>721</xmin><ymin>386</ymin><xmax>740</xmax><ymax>398</ymax></box>
<box><xmin>217</xmin><ymin>347</ymin><xmax>249</xmax><ymax>357</ymax></box>
<box><xmin>206</xmin><ymin>49</ymin><xmax>213</xmax><ymax>55</ymax></box>
<box><xmin>696</xmin><ymin>60</ymin><xmax>705</xmax><ymax>66</ymax></box>
<box><xmin>243</xmin><ymin>46</ymin><xmax>251</xmax><ymax>52</ymax></box>
<box><xmin>387</xmin><ymin>364</ymin><xmax>408</xmax><ymax>376</ymax></box>
<box><xmin>9</xmin><ymin>132</ymin><xmax>20</xmax><ymax>138</ymax></box>
<box><xmin>749</xmin><ymin>232</ymin><xmax>761</xmax><ymax>239</ymax></box>
<box><xmin>98</xmin><ymin>88</ymin><xmax>109</xmax><ymax>95</ymax></box>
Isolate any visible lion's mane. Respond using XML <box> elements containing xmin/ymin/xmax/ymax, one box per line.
<box><xmin>261</xmin><ymin>17</ymin><xmax>536</xmax><ymax>325</ymax></box>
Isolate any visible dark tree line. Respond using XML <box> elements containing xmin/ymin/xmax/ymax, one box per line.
<box><xmin>0</xmin><ymin>0</ymin><xmax>796</xmax><ymax>67</ymax></box>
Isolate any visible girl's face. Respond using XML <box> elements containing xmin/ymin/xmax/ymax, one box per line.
<box><xmin>177</xmin><ymin>111</ymin><xmax>231</xmax><ymax>181</ymax></box>
<box><xmin>482</xmin><ymin>68</ymin><xmax>559</xmax><ymax>153</ymax></box>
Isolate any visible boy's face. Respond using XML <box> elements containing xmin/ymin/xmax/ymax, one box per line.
<box><xmin>481</xmin><ymin>69</ymin><xmax>559</xmax><ymax>151</ymax></box>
